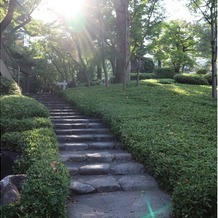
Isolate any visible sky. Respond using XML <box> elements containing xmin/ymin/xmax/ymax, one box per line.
<box><xmin>32</xmin><ymin>0</ymin><xmax>201</xmax><ymax>23</ymax></box>
<box><xmin>163</xmin><ymin>0</ymin><xmax>201</xmax><ymax>22</ymax></box>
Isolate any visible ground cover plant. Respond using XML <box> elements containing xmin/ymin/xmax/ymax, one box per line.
<box><xmin>62</xmin><ymin>80</ymin><xmax>216</xmax><ymax>218</ymax></box>
<box><xmin>1</xmin><ymin>94</ymin><xmax>69</xmax><ymax>217</ymax></box>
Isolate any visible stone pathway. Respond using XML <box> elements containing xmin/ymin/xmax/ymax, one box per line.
<box><xmin>32</xmin><ymin>93</ymin><xmax>172</xmax><ymax>218</ymax></box>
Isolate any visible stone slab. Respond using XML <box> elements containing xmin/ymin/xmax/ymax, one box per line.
<box><xmin>119</xmin><ymin>174</ymin><xmax>159</xmax><ymax>191</ymax></box>
<box><xmin>70</xmin><ymin>181</ymin><xmax>95</xmax><ymax>194</ymax></box>
<box><xmin>79</xmin><ymin>164</ymin><xmax>110</xmax><ymax>175</ymax></box>
<box><xmin>111</xmin><ymin>163</ymin><xmax>144</xmax><ymax>175</ymax></box>
<box><xmin>68</xmin><ymin>191</ymin><xmax>172</xmax><ymax>218</ymax></box>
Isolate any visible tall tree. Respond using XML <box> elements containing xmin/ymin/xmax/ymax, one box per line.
<box><xmin>0</xmin><ymin>0</ymin><xmax>41</xmax><ymax>45</ymax></box>
<box><xmin>114</xmin><ymin>0</ymin><xmax>130</xmax><ymax>90</ymax></box>
<box><xmin>187</xmin><ymin>0</ymin><xmax>217</xmax><ymax>98</ymax></box>
<box><xmin>151</xmin><ymin>20</ymin><xmax>197</xmax><ymax>73</ymax></box>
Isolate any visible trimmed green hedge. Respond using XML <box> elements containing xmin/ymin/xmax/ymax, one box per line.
<box><xmin>61</xmin><ymin>81</ymin><xmax>216</xmax><ymax>218</ymax></box>
<box><xmin>0</xmin><ymin>76</ymin><xmax>21</xmax><ymax>95</ymax></box>
<box><xmin>0</xmin><ymin>117</ymin><xmax>52</xmax><ymax>134</ymax></box>
<box><xmin>204</xmin><ymin>73</ymin><xmax>212</xmax><ymax>85</ymax></box>
<box><xmin>1</xmin><ymin>94</ymin><xmax>70</xmax><ymax>218</ymax></box>
<box><xmin>174</xmin><ymin>74</ymin><xmax>209</xmax><ymax>85</ymax></box>
<box><xmin>196</xmin><ymin>69</ymin><xmax>207</xmax><ymax>75</ymax></box>
<box><xmin>130</xmin><ymin>73</ymin><xmax>155</xmax><ymax>80</ymax></box>
<box><xmin>154</xmin><ymin>67</ymin><xmax>176</xmax><ymax>79</ymax></box>
<box><xmin>0</xmin><ymin>95</ymin><xmax>49</xmax><ymax>119</ymax></box>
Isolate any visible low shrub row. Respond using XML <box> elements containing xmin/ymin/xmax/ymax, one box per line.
<box><xmin>61</xmin><ymin>81</ymin><xmax>216</xmax><ymax>218</ymax></box>
<box><xmin>174</xmin><ymin>74</ymin><xmax>209</xmax><ymax>85</ymax></box>
<box><xmin>1</xmin><ymin>94</ymin><xmax>69</xmax><ymax>217</ymax></box>
<box><xmin>130</xmin><ymin>73</ymin><xmax>155</xmax><ymax>80</ymax></box>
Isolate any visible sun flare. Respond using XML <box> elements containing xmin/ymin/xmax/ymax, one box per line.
<box><xmin>51</xmin><ymin>0</ymin><xmax>84</xmax><ymax>19</ymax></box>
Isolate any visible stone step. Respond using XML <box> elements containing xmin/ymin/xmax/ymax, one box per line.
<box><xmin>50</xmin><ymin>115</ymin><xmax>86</xmax><ymax>119</ymax></box>
<box><xmin>57</xmin><ymin>133</ymin><xmax>115</xmax><ymax>142</ymax></box>
<box><xmin>70</xmin><ymin>174</ymin><xmax>158</xmax><ymax>194</ymax></box>
<box><xmin>60</xmin><ymin>150</ymin><xmax>132</xmax><ymax>163</ymax></box>
<box><xmin>49</xmin><ymin>109</ymin><xmax>78</xmax><ymax>112</ymax></box>
<box><xmin>52</xmin><ymin>118</ymin><xmax>102</xmax><ymax>123</ymax></box>
<box><xmin>46</xmin><ymin>105</ymin><xmax>72</xmax><ymax>109</ymax></box>
<box><xmin>50</xmin><ymin>112</ymin><xmax>81</xmax><ymax>116</ymax></box>
<box><xmin>54</xmin><ymin>122</ymin><xmax>105</xmax><ymax>129</ymax></box>
<box><xmin>65</xmin><ymin>162</ymin><xmax>145</xmax><ymax>176</ymax></box>
<box><xmin>59</xmin><ymin>142</ymin><xmax>122</xmax><ymax>151</ymax></box>
<box><xmin>55</xmin><ymin>128</ymin><xmax>110</xmax><ymax>135</ymax></box>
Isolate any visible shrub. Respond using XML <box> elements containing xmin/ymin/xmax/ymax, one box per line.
<box><xmin>0</xmin><ymin>117</ymin><xmax>52</xmax><ymax>134</ymax></box>
<box><xmin>62</xmin><ymin>82</ymin><xmax>216</xmax><ymax>217</ymax></box>
<box><xmin>154</xmin><ymin>68</ymin><xmax>176</xmax><ymax>79</ymax></box>
<box><xmin>196</xmin><ymin>69</ymin><xmax>208</xmax><ymax>75</ymax></box>
<box><xmin>204</xmin><ymin>73</ymin><xmax>213</xmax><ymax>85</ymax></box>
<box><xmin>131</xmin><ymin>73</ymin><xmax>155</xmax><ymax>80</ymax></box>
<box><xmin>174</xmin><ymin>74</ymin><xmax>209</xmax><ymax>85</ymax></box>
<box><xmin>19</xmin><ymin>159</ymin><xmax>69</xmax><ymax>218</ymax></box>
<box><xmin>0</xmin><ymin>95</ymin><xmax>49</xmax><ymax>119</ymax></box>
<box><xmin>0</xmin><ymin>76</ymin><xmax>21</xmax><ymax>95</ymax></box>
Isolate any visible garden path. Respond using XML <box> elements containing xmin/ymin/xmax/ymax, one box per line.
<box><xmin>32</xmin><ymin>93</ymin><xmax>172</xmax><ymax>218</ymax></box>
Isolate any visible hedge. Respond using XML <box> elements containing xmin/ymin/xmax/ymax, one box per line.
<box><xmin>154</xmin><ymin>67</ymin><xmax>176</xmax><ymax>79</ymax></box>
<box><xmin>0</xmin><ymin>117</ymin><xmax>52</xmax><ymax>134</ymax></box>
<box><xmin>61</xmin><ymin>81</ymin><xmax>216</xmax><ymax>218</ymax></box>
<box><xmin>174</xmin><ymin>74</ymin><xmax>209</xmax><ymax>85</ymax></box>
<box><xmin>130</xmin><ymin>73</ymin><xmax>155</xmax><ymax>80</ymax></box>
<box><xmin>196</xmin><ymin>69</ymin><xmax>207</xmax><ymax>75</ymax></box>
<box><xmin>204</xmin><ymin>73</ymin><xmax>212</xmax><ymax>85</ymax></box>
<box><xmin>1</xmin><ymin>94</ymin><xmax>70</xmax><ymax>218</ymax></box>
<box><xmin>0</xmin><ymin>76</ymin><xmax>21</xmax><ymax>95</ymax></box>
<box><xmin>0</xmin><ymin>95</ymin><xmax>49</xmax><ymax>119</ymax></box>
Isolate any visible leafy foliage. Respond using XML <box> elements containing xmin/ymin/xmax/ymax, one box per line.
<box><xmin>0</xmin><ymin>95</ymin><xmax>49</xmax><ymax>119</ymax></box>
<box><xmin>1</xmin><ymin>93</ymin><xmax>69</xmax><ymax>217</ymax></box>
<box><xmin>196</xmin><ymin>68</ymin><xmax>208</xmax><ymax>75</ymax></box>
<box><xmin>62</xmin><ymin>81</ymin><xmax>216</xmax><ymax>217</ymax></box>
<box><xmin>174</xmin><ymin>74</ymin><xmax>209</xmax><ymax>85</ymax></box>
<box><xmin>130</xmin><ymin>73</ymin><xmax>155</xmax><ymax>80</ymax></box>
<box><xmin>0</xmin><ymin>117</ymin><xmax>52</xmax><ymax>134</ymax></box>
<box><xmin>0</xmin><ymin>76</ymin><xmax>21</xmax><ymax>95</ymax></box>
<box><xmin>204</xmin><ymin>73</ymin><xmax>212</xmax><ymax>85</ymax></box>
<box><xmin>154</xmin><ymin>67</ymin><xmax>176</xmax><ymax>78</ymax></box>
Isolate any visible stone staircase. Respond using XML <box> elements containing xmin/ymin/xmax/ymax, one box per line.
<box><xmin>32</xmin><ymin>93</ymin><xmax>172</xmax><ymax>218</ymax></box>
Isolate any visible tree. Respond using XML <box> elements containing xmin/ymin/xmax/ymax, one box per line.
<box><xmin>187</xmin><ymin>0</ymin><xmax>217</xmax><ymax>98</ymax></box>
<box><xmin>130</xmin><ymin>0</ymin><xmax>165</xmax><ymax>85</ymax></box>
<box><xmin>0</xmin><ymin>0</ymin><xmax>41</xmax><ymax>45</ymax></box>
<box><xmin>114</xmin><ymin>0</ymin><xmax>130</xmax><ymax>90</ymax></box>
<box><xmin>151</xmin><ymin>20</ymin><xmax>197</xmax><ymax>73</ymax></box>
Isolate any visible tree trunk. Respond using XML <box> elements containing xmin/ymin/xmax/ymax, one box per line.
<box><xmin>210</xmin><ymin>4</ymin><xmax>217</xmax><ymax>98</ymax></box>
<box><xmin>158</xmin><ymin>60</ymin><xmax>162</xmax><ymax>68</ymax></box>
<box><xmin>98</xmin><ymin>2</ymin><xmax>109</xmax><ymax>87</ymax></box>
<box><xmin>97</xmin><ymin>64</ymin><xmax>102</xmax><ymax>80</ymax></box>
<box><xmin>114</xmin><ymin>0</ymin><xmax>130</xmax><ymax>90</ymax></box>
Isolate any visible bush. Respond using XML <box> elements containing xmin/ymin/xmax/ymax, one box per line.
<box><xmin>154</xmin><ymin>68</ymin><xmax>176</xmax><ymax>79</ymax></box>
<box><xmin>0</xmin><ymin>76</ymin><xmax>21</xmax><ymax>95</ymax></box>
<box><xmin>1</xmin><ymin>94</ymin><xmax>70</xmax><ymax>217</ymax></box>
<box><xmin>204</xmin><ymin>73</ymin><xmax>213</xmax><ymax>85</ymax></box>
<box><xmin>174</xmin><ymin>74</ymin><xmax>209</xmax><ymax>85</ymax></box>
<box><xmin>0</xmin><ymin>117</ymin><xmax>52</xmax><ymax>134</ymax></box>
<box><xmin>19</xmin><ymin>159</ymin><xmax>69</xmax><ymax>218</ymax></box>
<box><xmin>131</xmin><ymin>73</ymin><xmax>155</xmax><ymax>80</ymax></box>
<box><xmin>62</xmin><ymin>82</ymin><xmax>216</xmax><ymax>217</ymax></box>
<box><xmin>0</xmin><ymin>95</ymin><xmax>49</xmax><ymax>119</ymax></box>
<box><xmin>196</xmin><ymin>69</ymin><xmax>208</xmax><ymax>75</ymax></box>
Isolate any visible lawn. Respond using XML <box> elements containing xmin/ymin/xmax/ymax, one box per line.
<box><xmin>62</xmin><ymin>80</ymin><xmax>217</xmax><ymax>218</ymax></box>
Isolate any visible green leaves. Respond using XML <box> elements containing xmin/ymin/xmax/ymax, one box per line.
<box><xmin>62</xmin><ymin>81</ymin><xmax>216</xmax><ymax>217</ymax></box>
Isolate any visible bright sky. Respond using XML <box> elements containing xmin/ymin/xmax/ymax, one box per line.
<box><xmin>32</xmin><ymin>0</ymin><xmax>201</xmax><ymax>23</ymax></box>
<box><xmin>163</xmin><ymin>0</ymin><xmax>201</xmax><ymax>22</ymax></box>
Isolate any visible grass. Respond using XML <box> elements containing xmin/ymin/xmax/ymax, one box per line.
<box><xmin>62</xmin><ymin>80</ymin><xmax>217</xmax><ymax>218</ymax></box>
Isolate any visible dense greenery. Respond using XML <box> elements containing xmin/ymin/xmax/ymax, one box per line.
<box><xmin>1</xmin><ymin>95</ymin><xmax>69</xmax><ymax>217</ymax></box>
<box><xmin>0</xmin><ymin>95</ymin><xmax>49</xmax><ymax>119</ymax></box>
<box><xmin>154</xmin><ymin>67</ymin><xmax>176</xmax><ymax>79</ymax></box>
<box><xmin>0</xmin><ymin>76</ymin><xmax>21</xmax><ymax>95</ymax></box>
<box><xmin>62</xmin><ymin>81</ymin><xmax>216</xmax><ymax>218</ymax></box>
<box><xmin>174</xmin><ymin>74</ymin><xmax>209</xmax><ymax>85</ymax></box>
<box><xmin>130</xmin><ymin>73</ymin><xmax>155</xmax><ymax>80</ymax></box>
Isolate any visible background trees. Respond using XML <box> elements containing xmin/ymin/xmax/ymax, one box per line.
<box><xmin>1</xmin><ymin>0</ymin><xmax>216</xmax><ymax>97</ymax></box>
